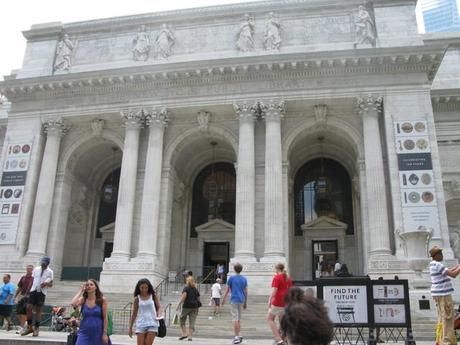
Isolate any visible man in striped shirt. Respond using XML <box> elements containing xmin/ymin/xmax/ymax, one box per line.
<box><xmin>429</xmin><ymin>246</ymin><xmax>460</xmax><ymax>345</ymax></box>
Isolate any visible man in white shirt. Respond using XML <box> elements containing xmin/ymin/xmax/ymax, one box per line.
<box><xmin>429</xmin><ymin>246</ymin><xmax>460</xmax><ymax>345</ymax></box>
<box><xmin>334</xmin><ymin>260</ymin><xmax>342</xmax><ymax>276</ymax></box>
<box><xmin>211</xmin><ymin>278</ymin><xmax>222</xmax><ymax>315</ymax></box>
<box><xmin>21</xmin><ymin>256</ymin><xmax>54</xmax><ymax>337</ymax></box>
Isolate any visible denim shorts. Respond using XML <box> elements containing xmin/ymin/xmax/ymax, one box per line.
<box><xmin>136</xmin><ymin>326</ymin><xmax>158</xmax><ymax>334</ymax></box>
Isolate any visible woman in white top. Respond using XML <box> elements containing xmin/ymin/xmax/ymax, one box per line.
<box><xmin>211</xmin><ymin>278</ymin><xmax>222</xmax><ymax>315</ymax></box>
<box><xmin>129</xmin><ymin>279</ymin><xmax>161</xmax><ymax>345</ymax></box>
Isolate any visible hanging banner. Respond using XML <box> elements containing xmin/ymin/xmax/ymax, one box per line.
<box><xmin>394</xmin><ymin>120</ymin><xmax>440</xmax><ymax>236</ymax></box>
<box><xmin>0</xmin><ymin>141</ymin><xmax>32</xmax><ymax>244</ymax></box>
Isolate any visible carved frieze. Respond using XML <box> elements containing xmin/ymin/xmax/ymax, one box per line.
<box><xmin>264</xmin><ymin>12</ymin><xmax>282</xmax><ymax>50</ymax></box>
<box><xmin>155</xmin><ymin>24</ymin><xmax>175</xmax><ymax>58</ymax></box>
<box><xmin>354</xmin><ymin>5</ymin><xmax>377</xmax><ymax>47</ymax></box>
<box><xmin>54</xmin><ymin>34</ymin><xmax>74</xmax><ymax>72</ymax></box>
<box><xmin>197</xmin><ymin>111</ymin><xmax>211</xmax><ymax>131</ymax></box>
<box><xmin>133</xmin><ymin>25</ymin><xmax>152</xmax><ymax>61</ymax></box>
<box><xmin>236</xmin><ymin>14</ymin><xmax>255</xmax><ymax>52</ymax></box>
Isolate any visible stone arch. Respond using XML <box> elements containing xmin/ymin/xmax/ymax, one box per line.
<box><xmin>283</xmin><ymin>117</ymin><xmax>364</xmax><ymax>163</ymax></box>
<box><xmin>58</xmin><ymin>128</ymin><xmax>123</xmax><ymax>176</ymax></box>
<box><xmin>163</xmin><ymin>124</ymin><xmax>238</xmax><ymax>171</ymax></box>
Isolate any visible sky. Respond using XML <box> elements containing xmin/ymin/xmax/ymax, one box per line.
<box><xmin>0</xmin><ymin>0</ymin><xmax>265</xmax><ymax>81</ymax></box>
<box><xmin>0</xmin><ymin>0</ymin><xmax>459</xmax><ymax>82</ymax></box>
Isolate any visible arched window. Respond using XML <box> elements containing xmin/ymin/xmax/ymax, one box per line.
<box><xmin>294</xmin><ymin>159</ymin><xmax>354</xmax><ymax>236</ymax></box>
<box><xmin>190</xmin><ymin>162</ymin><xmax>236</xmax><ymax>237</ymax></box>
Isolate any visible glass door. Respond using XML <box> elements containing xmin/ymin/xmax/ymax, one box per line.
<box><xmin>312</xmin><ymin>240</ymin><xmax>338</xmax><ymax>280</ymax></box>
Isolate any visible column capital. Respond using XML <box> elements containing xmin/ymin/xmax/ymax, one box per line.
<box><xmin>42</xmin><ymin>117</ymin><xmax>70</xmax><ymax>137</ymax></box>
<box><xmin>260</xmin><ymin>100</ymin><xmax>286</xmax><ymax>121</ymax></box>
<box><xmin>233</xmin><ymin>101</ymin><xmax>258</xmax><ymax>121</ymax></box>
<box><xmin>145</xmin><ymin>107</ymin><xmax>169</xmax><ymax>129</ymax></box>
<box><xmin>356</xmin><ymin>95</ymin><xmax>383</xmax><ymax>116</ymax></box>
<box><xmin>120</xmin><ymin>108</ymin><xmax>145</xmax><ymax>129</ymax></box>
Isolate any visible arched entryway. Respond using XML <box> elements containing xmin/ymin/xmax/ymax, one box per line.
<box><xmin>48</xmin><ymin>134</ymin><xmax>122</xmax><ymax>280</ymax></box>
<box><xmin>284</xmin><ymin>116</ymin><xmax>364</xmax><ymax>281</ymax></box>
<box><xmin>165</xmin><ymin>124</ymin><xmax>237</xmax><ymax>281</ymax></box>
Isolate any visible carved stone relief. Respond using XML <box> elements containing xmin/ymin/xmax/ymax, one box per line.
<box><xmin>90</xmin><ymin>119</ymin><xmax>105</xmax><ymax>136</ymax></box>
<box><xmin>354</xmin><ymin>5</ymin><xmax>376</xmax><ymax>47</ymax></box>
<box><xmin>197</xmin><ymin>111</ymin><xmax>211</xmax><ymax>131</ymax></box>
<box><xmin>133</xmin><ymin>25</ymin><xmax>152</xmax><ymax>61</ymax></box>
<box><xmin>236</xmin><ymin>14</ymin><xmax>255</xmax><ymax>52</ymax></box>
<box><xmin>155</xmin><ymin>24</ymin><xmax>175</xmax><ymax>58</ymax></box>
<box><xmin>54</xmin><ymin>34</ymin><xmax>74</xmax><ymax>72</ymax></box>
<box><xmin>264</xmin><ymin>12</ymin><xmax>282</xmax><ymax>50</ymax></box>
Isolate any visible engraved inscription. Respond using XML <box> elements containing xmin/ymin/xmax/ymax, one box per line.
<box><xmin>305</xmin><ymin>15</ymin><xmax>352</xmax><ymax>43</ymax></box>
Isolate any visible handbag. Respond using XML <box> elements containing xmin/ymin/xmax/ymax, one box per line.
<box><xmin>157</xmin><ymin>317</ymin><xmax>167</xmax><ymax>338</ymax></box>
<box><xmin>66</xmin><ymin>333</ymin><xmax>78</xmax><ymax>345</ymax></box>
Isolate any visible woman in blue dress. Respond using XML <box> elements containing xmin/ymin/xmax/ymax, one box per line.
<box><xmin>71</xmin><ymin>279</ymin><xmax>110</xmax><ymax>345</ymax></box>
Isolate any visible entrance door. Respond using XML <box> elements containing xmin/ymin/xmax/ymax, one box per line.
<box><xmin>203</xmin><ymin>242</ymin><xmax>229</xmax><ymax>283</ymax></box>
<box><xmin>312</xmin><ymin>240</ymin><xmax>338</xmax><ymax>280</ymax></box>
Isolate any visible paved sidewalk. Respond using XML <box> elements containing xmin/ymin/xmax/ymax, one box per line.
<box><xmin>0</xmin><ymin>330</ymin><xmax>436</xmax><ymax>345</ymax></box>
<box><xmin>1</xmin><ymin>330</ymin><xmax>272</xmax><ymax>345</ymax></box>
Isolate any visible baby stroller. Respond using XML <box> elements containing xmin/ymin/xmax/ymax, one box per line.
<box><xmin>51</xmin><ymin>306</ymin><xmax>68</xmax><ymax>332</ymax></box>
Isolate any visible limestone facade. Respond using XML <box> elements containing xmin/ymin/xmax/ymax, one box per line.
<box><xmin>0</xmin><ymin>0</ymin><xmax>459</xmax><ymax>294</ymax></box>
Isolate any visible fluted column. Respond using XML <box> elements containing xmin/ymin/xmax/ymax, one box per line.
<box><xmin>136</xmin><ymin>108</ymin><xmax>169</xmax><ymax>260</ymax></box>
<box><xmin>27</xmin><ymin>118</ymin><xmax>69</xmax><ymax>257</ymax></box>
<box><xmin>262</xmin><ymin>100</ymin><xmax>286</xmax><ymax>259</ymax></box>
<box><xmin>357</xmin><ymin>95</ymin><xmax>392</xmax><ymax>257</ymax></box>
<box><xmin>233</xmin><ymin>102</ymin><xmax>257</xmax><ymax>260</ymax></box>
<box><xmin>110</xmin><ymin>110</ymin><xmax>143</xmax><ymax>261</ymax></box>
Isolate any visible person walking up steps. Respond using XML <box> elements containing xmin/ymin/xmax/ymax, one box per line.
<box><xmin>267</xmin><ymin>263</ymin><xmax>292</xmax><ymax>345</ymax></box>
<box><xmin>211</xmin><ymin>278</ymin><xmax>222</xmax><ymax>316</ymax></box>
<box><xmin>222</xmin><ymin>262</ymin><xmax>248</xmax><ymax>345</ymax></box>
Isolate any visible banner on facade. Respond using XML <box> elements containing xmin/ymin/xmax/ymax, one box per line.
<box><xmin>394</xmin><ymin>121</ymin><xmax>440</xmax><ymax>237</ymax></box>
<box><xmin>0</xmin><ymin>142</ymin><xmax>32</xmax><ymax>244</ymax></box>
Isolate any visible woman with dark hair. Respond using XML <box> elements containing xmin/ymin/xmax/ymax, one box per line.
<box><xmin>280</xmin><ymin>287</ymin><xmax>334</xmax><ymax>345</ymax></box>
<box><xmin>71</xmin><ymin>279</ymin><xmax>111</xmax><ymax>345</ymax></box>
<box><xmin>128</xmin><ymin>278</ymin><xmax>161</xmax><ymax>345</ymax></box>
<box><xmin>267</xmin><ymin>263</ymin><xmax>292</xmax><ymax>345</ymax></box>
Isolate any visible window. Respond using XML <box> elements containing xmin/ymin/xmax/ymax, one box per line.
<box><xmin>190</xmin><ymin>162</ymin><xmax>236</xmax><ymax>237</ymax></box>
<box><xmin>294</xmin><ymin>159</ymin><xmax>354</xmax><ymax>236</ymax></box>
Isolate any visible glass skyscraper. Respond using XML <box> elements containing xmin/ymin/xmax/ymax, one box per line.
<box><xmin>420</xmin><ymin>0</ymin><xmax>460</xmax><ymax>32</ymax></box>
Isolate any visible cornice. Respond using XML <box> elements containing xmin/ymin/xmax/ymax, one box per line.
<box><xmin>0</xmin><ymin>50</ymin><xmax>444</xmax><ymax>102</ymax></box>
<box><xmin>432</xmin><ymin>91</ymin><xmax>460</xmax><ymax>112</ymax></box>
<box><xmin>22</xmin><ymin>0</ymin><xmax>415</xmax><ymax>38</ymax></box>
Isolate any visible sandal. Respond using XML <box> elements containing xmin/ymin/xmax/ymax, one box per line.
<box><xmin>179</xmin><ymin>336</ymin><xmax>188</xmax><ymax>340</ymax></box>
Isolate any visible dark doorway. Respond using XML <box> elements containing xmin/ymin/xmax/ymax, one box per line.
<box><xmin>312</xmin><ymin>240</ymin><xmax>338</xmax><ymax>280</ymax></box>
<box><xmin>203</xmin><ymin>242</ymin><xmax>229</xmax><ymax>283</ymax></box>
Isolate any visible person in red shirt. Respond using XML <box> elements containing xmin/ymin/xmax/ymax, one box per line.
<box><xmin>14</xmin><ymin>265</ymin><xmax>34</xmax><ymax>333</ymax></box>
<box><xmin>267</xmin><ymin>263</ymin><xmax>292</xmax><ymax>345</ymax></box>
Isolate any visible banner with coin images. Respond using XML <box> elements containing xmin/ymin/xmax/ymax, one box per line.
<box><xmin>394</xmin><ymin>121</ymin><xmax>440</xmax><ymax>237</ymax></box>
<box><xmin>0</xmin><ymin>141</ymin><xmax>32</xmax><ymax>244</ymax></box>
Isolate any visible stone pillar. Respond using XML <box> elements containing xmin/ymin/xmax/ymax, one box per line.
<box><xmin>27</xmin><ymin>118</ymin><xmax>69</xmax><ymax>257</ymax></box>
<box><xmin>233</xmin><ymin>102</ymin><xmax>257</xmax><ymax>260</ymax></box>
<box><xmin>136</xmin><ymin>108</ymin><xmax>169</xmax><ymax>260</ymax></box>
<box><xmin>357</xmin><ymin>95</ymin><xmax>392</xmax><ymax>258</ymax></box>
<box><xmin>110</xmin><ymin>110</ymin><xmax>143</xmax><ymax>261</ymax></box>
<box><xmin>261</xmin><ymin>100</ymin><xmax>286</xmax><ymax>260</ymax></box>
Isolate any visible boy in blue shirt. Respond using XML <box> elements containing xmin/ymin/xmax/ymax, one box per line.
<box><xmin>0</xmin><ymin>274</ymin><xmax>16</xmax><ymax>331</ymax></box>
<box><xmin>222</xmin><ymin>263</ymin><xmax>248</xmax><ymax>344</ymax></box>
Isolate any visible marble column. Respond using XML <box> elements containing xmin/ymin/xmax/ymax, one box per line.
<box><xmin>110</xmin><ymin>110</ymin><xmax>144</xmax><ymax>261</ymax></box>
<box><xmin>357</xmin><ymin>95</ymin><xmax>392</xmax><ymax>257</ymax></box>
<box><xmin>233</xmin><ymin>102</ymin><xmax>257</xmax><ymax>260</ymax></box>
<box><xmin>136</xmin><ymin>108</ymin><xmax>169</xmax><ymax>260</ymax></box>
<box><xmin>27</xmin><ymin>118</ymin><xmax>69</xmax><ymax>257</ymax></box>
<box><xmin>262</xmin><ymin>100</ymin><xmax>286</xmax><ymax>260</ymax></box>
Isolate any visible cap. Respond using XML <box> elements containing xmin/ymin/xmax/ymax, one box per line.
<box><xmin>41</xmin><ymin>256</ymin><xmax>51</xmax><ymax>264</ymax></box>
<box><xmin>429</xmin><ymin>246</ymin><xmax>443</xmax><ymax>257</ymax></box>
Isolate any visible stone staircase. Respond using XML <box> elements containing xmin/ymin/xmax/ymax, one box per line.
<box><xmin>44</xmin><ymin>281</ymin><xmax>438</xmax><ymax>341</ymax></box>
